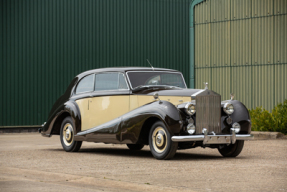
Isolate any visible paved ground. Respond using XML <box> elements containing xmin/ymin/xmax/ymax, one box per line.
<box><xmin>0</xmin><ymin>133</ymin><xmax>286</xmax><ymax>192</ymax></box>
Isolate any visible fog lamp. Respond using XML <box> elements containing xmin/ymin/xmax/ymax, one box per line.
<box><xmin>187</xmin><ymin>123</ymin><xmax>196</xmax><ymax>135</ymax></box>
<box><xmin>232</xmin><ymin>122</ymin><xmax>241</xmax><ymax>133</ymax></box>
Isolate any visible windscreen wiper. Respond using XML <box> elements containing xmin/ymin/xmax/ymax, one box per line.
<box><xmin>132</xmin><ymin>85</ymin><xmax>154</xmax><ymax>92</ymax></box>
<box><xmin>132</xmin><ymin>85</ymin><xmax>181</xmax><ymax>92</ymax></box>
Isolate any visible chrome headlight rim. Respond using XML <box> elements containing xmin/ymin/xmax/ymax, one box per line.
<box><xmin>184</xmin><ymin>103</ymin><xmax>196</xmax><ymax>115</ymax></box>
<box><xmin>223</xmin><ymin>102</ymin><xmax>234</xmax><ymax>115</ymax></box>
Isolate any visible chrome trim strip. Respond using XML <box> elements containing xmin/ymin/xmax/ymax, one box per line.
<box><xmin>230</xmin><ymin>128</ymin><xmax>236</xmax><ymax>144</ymax></box>
<box><xmin>191</xmin><ymin>89</ymin><xmax>205</xmax><ymax>97</ymax></box>
<box><xmin>235</xmin><ymin>134</ymin><xmax>255</xmax><ymax>140</ymax></box>
<box><xmin>171</xmin><ymin>134</ymin><xmax>254</xmax><ymax>143</ymax></box>
<box><xmin>172</xmin><ymin>135</ymin><xmax>205</xmax><ymax>142</ymax></box>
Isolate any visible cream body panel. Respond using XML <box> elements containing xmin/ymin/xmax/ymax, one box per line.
<box><xmin>137</xmin><ymin>95</ymin><xmax>191</xmax><ymax>107</ymax></box>
<box><xmin>137</xmin><ymin>96</ymin><xmax>154</xmax><ymax>107</ymax></box>
<box><xmin>129</xmin><ymin>95</ymin><xmax>139</xmax><ymax>111</ymax></box>
<box><xmin>75</xmin><ymin>99</ymin><xmax>91</xmax><ymax>131</ymax></box>
<box><xmin>77</xmin><ymin>96</ymin><xmax>130</xmax><ymax>131</ymax></box>
<box><xmin>88</xmin><ymin>96</ymin><xmax>130</xmax><ymax>131</ymax></box>
<box><xmin>77</xmin><ymin>94</ymin><xmax>191</xmax><ymax>131</ymax></box>
<box><xmin>160</xmin><ymin>96</ymin><xmax>191</xmax><ymax>105</ymax></box>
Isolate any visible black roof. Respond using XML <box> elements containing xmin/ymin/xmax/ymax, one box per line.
<box><xmin>76</xmin><ymin>67</ymin><xmax>180</xmax><ymax>79</ymax></box>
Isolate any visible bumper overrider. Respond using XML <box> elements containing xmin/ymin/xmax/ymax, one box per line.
<box><xmin>172</xmin><ymin>128</ymin><xmax>254</xmax><ymax>145</ymax></box>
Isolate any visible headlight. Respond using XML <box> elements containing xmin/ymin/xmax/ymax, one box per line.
<box><xmin>185</xmin><ymin>103</ymin><xmax>196</xmax><ymax>115</ymax></box>
<box><xmin>232</xmin><ymin>122</ymin><xmax>241</xmax><ymax>133</ymax></box>
<box><xmin>223</xmin><ymin>103</ymin><xmax>234</xmax><ymax>115</ymax></box>
<box><xmin>187</xmin><ymin>123</ymin><xmax>196</xmax><ymax>134</ymax></box>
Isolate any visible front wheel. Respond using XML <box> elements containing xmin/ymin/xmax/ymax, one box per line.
<box><xmin>149</xmin><ymin>121</ymin><xmax>178</xmax><ymax>160</ymax></box>
<box><xmin>218</xmin><ymin>140</ymin><xmax>244</xmax><ymax>157</ymax></box>
<box><xmin>60</xmin><ymin>116</ymin><xmax>82</xmax><ymax>152</ymax></box>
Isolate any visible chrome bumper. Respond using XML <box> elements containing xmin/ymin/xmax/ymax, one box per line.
<box><xmin>171</xmin><ymin>128</ymin><xmax>254</xmax><ymax>145</ymax></box>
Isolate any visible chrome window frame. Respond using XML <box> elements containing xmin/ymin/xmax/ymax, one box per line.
<box><xmin>94</xmin><ymin>72</ymin><xmax>130</xmax><ymax>92</ymax></box>
<box><xmin>74</xmin><ymin>74</ymin><xmax>96</xmax><ymax>95</ymax></box>
<box><xmin>125</xmin><ymin>71</ymin><xmax>188</xmax><ymax>89</ymax></box>
<box><xmin>73</xmin><ymin>72</ymin><xmax>130</xmax><ymax>96</ymax></box>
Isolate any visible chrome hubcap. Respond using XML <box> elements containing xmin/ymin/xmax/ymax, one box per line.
<box><xmin>152</xmin><ymin>127</ymin><xmax>167</xmax><ymax>153</ymax></box>
<box><xmin>156</xmin><ymin>135</ymin><xmax>162</xmax><ymax>145</ymax></box>
<box><xmin>63</xmin><ymin>123</ymin><xmax>74</xmax><ymax>146</ymax></box>
<box><xmin>66</xmin><ymin>130</ymin><xmax>70</xmax><ymax>139</ymax></box>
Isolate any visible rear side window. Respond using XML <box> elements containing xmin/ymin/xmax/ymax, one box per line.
<box><xmin>95</xmin><ymin>73</ymin><xmax>128</xmax><ymax>91</ymax></box>
<box><xmin>75</xmin><ymin>74</ymin><xmax>95</xmax><ymax>94</ymax></box>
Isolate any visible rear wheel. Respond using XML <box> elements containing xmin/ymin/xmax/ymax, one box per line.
<box><xmin>126</xmin><ymin>144</ymin><xmax>144</xmax><ymax>150</ymax></box>
<box><xmin>60</xmin><ymin>116</ymin><xmax>82</xmax><ymax>152</ymax></box>
<box><xmin>218</xmin><ymin>140</ymin><xmax>244</xmax><ymax>157</ymax></box>
<box><xmin>149</xmin><ymin>121</ymin><xmax>178</xmax><ymax>160</ymax></box>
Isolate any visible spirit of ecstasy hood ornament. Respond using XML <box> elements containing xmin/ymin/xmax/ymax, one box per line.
<box><xmin>204</xmin><ymin>82</ymin><xmax>208</xmax><ymax>90</ymax></box>
<box><xmin>230</xmin><ymin>93</ymin><xmax>234</xmax><ymax>101</ymax></box>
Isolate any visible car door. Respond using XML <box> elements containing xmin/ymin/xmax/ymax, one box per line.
<box><xmin>86</xmin><ymin>72</ymin><xmax>130</xmax><ymax>143</ymax></box>
<box><xmin>73</xmin><ymin>74</ymin><xmax>95</xmax><ymax>132</ymax></box>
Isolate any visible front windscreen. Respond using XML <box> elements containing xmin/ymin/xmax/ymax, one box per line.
<box><xmin>127</xmin><ymin>71</ymin><xmax>187</xmax><ymax>89</ymax></box>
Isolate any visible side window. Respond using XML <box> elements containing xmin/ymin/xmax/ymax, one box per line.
<box><xmin>75</xmin><ymin>74</ymin><xmax>95</xmax><ymax>94</ymax></box>
<box><xmin>95</xmin><ymin>73</ymin><xmax>128</xmax><ymax>91</ymax></box>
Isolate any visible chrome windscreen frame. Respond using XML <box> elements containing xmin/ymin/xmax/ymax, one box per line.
<box><xmin>125</xmin><ymin>71</ymin><xmax>188</xmax><ymax>90</ymax></box>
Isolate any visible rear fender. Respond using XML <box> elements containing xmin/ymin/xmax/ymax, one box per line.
<box><xmin>41</xmin><ymin>101</ymin><xmax>81</xmax><ymax>136</ymax></box>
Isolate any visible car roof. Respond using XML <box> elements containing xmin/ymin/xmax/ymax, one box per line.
<box><xmin>76</xmin><ymin>67</ymin><xmax>181</xmax><ymax>79</ymax></box>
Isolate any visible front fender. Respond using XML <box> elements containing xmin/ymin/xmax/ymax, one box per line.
<box><xmin>120</xmin><ymin>100</ymin><xmax>182</xmax><ymax>143</ymax></box>
<box><xmin>221</xmin><ymin>100</ymin><xmax>251</xmax><ymax>134</ymax></box>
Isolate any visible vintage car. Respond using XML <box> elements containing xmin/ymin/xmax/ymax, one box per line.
<box><xmin>40</xmin><ymin>67</ymin><xmax>254</xmax><ymax>160</ymax></box>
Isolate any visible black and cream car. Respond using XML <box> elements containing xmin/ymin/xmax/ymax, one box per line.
<box><xmin>40</xmin><ymin>67</ymin><xmax>253</xmax><ymax>160</ymax></box>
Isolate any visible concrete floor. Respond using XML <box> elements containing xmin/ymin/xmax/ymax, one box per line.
<box><xmin>0</xmin><ymin>133</ymin><xmax>286</xmax><ymax>192</ymax></box>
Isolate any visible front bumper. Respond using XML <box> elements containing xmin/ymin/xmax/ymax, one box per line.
<box><xmin>171</xmin><ymin>128</ymin><xmax>254</xmax><ymax>145</ymax></box>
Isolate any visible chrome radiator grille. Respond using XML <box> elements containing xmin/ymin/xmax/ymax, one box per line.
<box><xmin>196</xmin><ymin>91</ymin><xmax>221</xmax><ymax>134</ymax></box>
